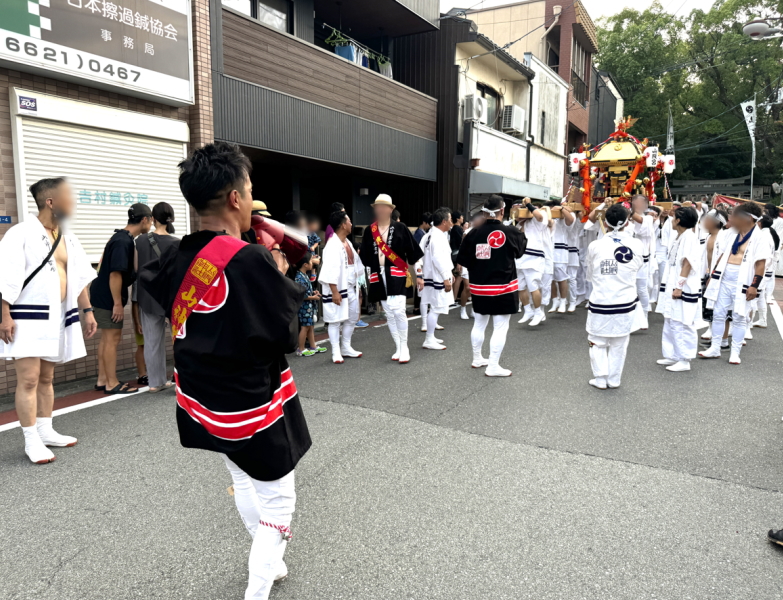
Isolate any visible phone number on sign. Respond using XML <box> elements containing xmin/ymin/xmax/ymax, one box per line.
<box><xmin>4</xmin><ymin>37</ymin><xmax>141</xmax><ymax>82</ymax></box>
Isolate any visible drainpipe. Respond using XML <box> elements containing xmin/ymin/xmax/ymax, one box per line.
<box><xmin>527</xmin><ymin>74</ymin><xmax>534</xmax><ymax>185</ymax></box>
<box><xmin>541</xmin><ymin>5</ymin><xmax>562</xmax><ymax>59</ymax></box>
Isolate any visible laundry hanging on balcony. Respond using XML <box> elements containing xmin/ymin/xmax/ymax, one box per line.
<box><xmin>335</xmin><ymin>43</ymin><xmax>358</xmax><ymax>63</ymax></box>
<box><xmin>324</xmin><ymin>24</ymin><xmax>392</xmax><ymax>78</ymax></box>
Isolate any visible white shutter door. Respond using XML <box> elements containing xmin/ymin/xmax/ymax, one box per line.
<box><xmin>20</xmin><ymin>118</ymin><xmax>189</xmax><ymax>261</ymax></box>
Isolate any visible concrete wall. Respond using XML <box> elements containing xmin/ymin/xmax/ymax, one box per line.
<box><xmin>468</xmin><ymin>1</ymin><xmax>546</xmax><ymax>60</ymax></box>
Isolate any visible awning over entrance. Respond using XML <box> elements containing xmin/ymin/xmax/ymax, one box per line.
<box><xmin>469</xmin><ymin>170</ymin><xmax>551</xmax><ymax>201</ymax></box>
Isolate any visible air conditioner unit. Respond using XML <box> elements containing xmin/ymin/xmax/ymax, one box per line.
<box><xmin>502</xmin><ymin>105</ymin><xmax>525</xmax><ymax>134</ymax></box>
<box><xmin>464</xmin><ymin>95</ymin><xmax>488</xmax><ymax>124</ymax></box>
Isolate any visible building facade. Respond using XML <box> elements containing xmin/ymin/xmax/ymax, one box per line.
<box><xmin>523</xmin><ymin>52</ymin><xmax>569</xmax><ymax>199</ymax></box>
<box><xmin>466</xmin><ymin>0</ymin><xmax>598</xmax><ymax>189</ymax></box>
<box><xmin>395</xmin><ymin>13</ymin><xmax>549</xmax><ymax>216</ymax></box>
<box><xmin>0</xmin><ymin>0</ymin><xmax>215</xmax><ymax>396</ymax></box>
<box><xmin>588</xmin><ymin>68</ymin><xmax>624</xmax><ymax>146</ymax></box>
<box><xmin>210</xmin><ymin>0</ymin><xmax>440</xmax><ymax>226</ymax></box>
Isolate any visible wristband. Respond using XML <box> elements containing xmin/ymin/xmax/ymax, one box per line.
<box><xmin>83</xmin><ymin>307</ymin><xmax>94</xmax><ymax>314</ymax></box>
<box><xmin>674</xmin><ymin>278</ymin><xmax>686</xmax><ymax>290</ymax></box>
<box><xmin>525</xmin><ymin>203</ymin><xmax>536</xmax><ymax>213</ymax></box>
<box><xmin>750</xmin><ymin>274</ymin><xmax>763</xmax><ymax>289</ymax></box>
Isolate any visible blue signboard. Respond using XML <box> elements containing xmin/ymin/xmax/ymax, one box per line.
<box><xmin>0</xmin><ymin>216</ymin><xmax>12</xmax><ymax>224</ymax></box>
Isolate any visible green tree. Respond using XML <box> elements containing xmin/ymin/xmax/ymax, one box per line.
<box><xmin>596</xmin><ymin>0</ymin><xmax>783</xmax><ymax>189</ymax></box>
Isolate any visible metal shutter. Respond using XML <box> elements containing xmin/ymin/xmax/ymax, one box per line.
<box><xmin>20</xmin><ymin>118</ymin><xmax>189</xmax><ymax>261</ymax></box>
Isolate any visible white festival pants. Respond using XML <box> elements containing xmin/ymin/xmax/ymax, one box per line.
<box><xmin>662</xmin><ymin>317</ymin><xmax>697</xmax><ymax>362</ymax></box>
<box><xmin>637</xmin><ymin>263</ymin><xmax>651</xmax><ymax>312</ymax></box>
<box><xmin>711</xmin><ymin>265</ymin><xmax>747</xmax><ymax>354</ymax></box>
<box><xmin>588</xmin><ymin>334</ymin><xmax>630</xmax><ymax>388</ymax></box>
<box><xmin>222</xmin><ymin>455</ymin><xmax>296</xmax><ymax>600</ymax></box>
<box><xmin>471</xmin><ymin>313</ymin><xmax>510</xmax><ymax>368</ymax></box>
<box><xmin>380</xmin><ymin>272</ymin><xmax>408</xmax><ymax>339</ymax></box>
<box><xmin>567</xmin><ymin>265</ymin><xmax>579</xmax><ymax>304</ymax></box>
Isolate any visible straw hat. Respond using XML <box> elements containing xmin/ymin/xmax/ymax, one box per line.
<box><xmin>252</xmin><ymin>200</ymin><xmax>271</xmax><ymax>216</ymax></box>
<box><xmin>371</xmin><ymin>194</ymin><xmax>395</xmax><ymax>209</ymax></box>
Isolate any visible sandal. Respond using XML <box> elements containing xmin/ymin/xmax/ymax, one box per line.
<box><xmin>148</xmin><ymin>381</ymin><xmax>174</xmax><ymax>394</ymax></box>
<box><xmin>94</xmin><ymin>385</ymin><xmax>106</xmax><ymax>392</ymax></box>
<box><xmin>137</xmin><ymin>375</ymin><xmax>149</xmax><ymax>386</ymax></box>
<box><xmin>105</xmin><ymin>382</ymin><xmax>140</xmax><ymax>395</ymax></box>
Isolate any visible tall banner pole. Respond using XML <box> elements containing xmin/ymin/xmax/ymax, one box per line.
<box><xmin>741</xmin><ymin>94</ymin><xmax>757</xmax><ymax>201</ymax></box>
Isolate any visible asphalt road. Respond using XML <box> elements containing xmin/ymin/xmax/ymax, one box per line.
<box><xmin>1</xmin><ymin>306</ymin><xmax>782</xmax><ymax>599</ymax></box>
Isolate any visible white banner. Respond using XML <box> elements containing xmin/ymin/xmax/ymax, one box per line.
<box><xmin>741</xmin><ymin>99</ymin><xmax>756</xmax><ymax>168</ymax></box>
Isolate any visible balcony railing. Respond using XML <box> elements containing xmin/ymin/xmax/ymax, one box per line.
<box><xmin>571</xmin><ymin>71</ymin><xmax>588</xmax><ymax>107</ymax></box>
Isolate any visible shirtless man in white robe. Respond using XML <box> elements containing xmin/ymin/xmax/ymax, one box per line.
<box><xmin>0</xmin><ymin>178</ymin><xmax>97</xmax><ymax>464</ymax></box>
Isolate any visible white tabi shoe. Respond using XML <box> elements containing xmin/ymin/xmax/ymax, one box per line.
<box><xmin>422</xmin><ymin>336</ymin><xmax>447</xmax><ymax>350</ymax></box>
<box><xmin>589</xmin><ymin>378</ymin><xmax>607</xmax><ymax>390</ymax></box>
<box><xmin>36</xmin><ymin>419</ymin><xmax>77</xmax><ymax>447</ymax></box>
<box><xmin>548</xmin><ymin>299</ymin><xmax>560</xmax><ymax>313</ymax></box>
<box><xmin>485</xmin><ymin>365</ymin><xmax>512</xmax><ymax>377</ymax></box>
<box><xmin>666</xmin><ymin>361</ymin><xmax>691</xmax><ymax>372</ymax></box>
<box><xmin>332</xmin><ymin>352</ymin><xmax>344</xmax><ymax>364</ymax></box>
<box><xmin>700</xmin><ymin>330</ymin><xmax>712</xmax><ymax>340</ymax></box>
<box><xmin>460</xmin><ymin>306</ymin><xmax>470</xmax><ymax>320</ymax></box>
<box><xmin>656</xmin><ymin>358</ymin><xmax>677</xmax><ymax>366</ymax></box>
<box><xmin>529</xmin><ymin>311</ymin><xmax>544</xmax><ymax>327</ymax></box>
<box><xmin>23</xmin><ymin>429</ymin><xmax>55</xmax><ymax>464</ymax></box>
<box><xmin>341</xmin><ymin>346</ymin><xmax>362</xmax><ymax>358</ymax></box>
<box><xmin>391</xmin><ymin>331</ymin><xmax>401</xmax><ymax>361</ymax></box>
<box><xmin>398</xmin><ymin>331</ymin><xmax>411</xmax><ymax>364</ymax></box>
<box><xmin>518</xmin><ymin>308</ymin><xmax>533</xmax><ymax>324</ymax></box>
<box><xmin>754</xmin><ymin>319</ymin><xmax>768</xmax><ymax>328</ymax></box>
<box><xmin>420</xmin><ymin>325</ymin><xmax>427</xmax><ymax>333</ymax></box>
<box><xmin>274</xmin><ymin>561</ymin><xmax>288</xmax><ymax>582</ymax></box>
<box><xmin>745</xmin><ymin>329</ymin><xmax>753</xmax><ymax>340</ymax></box>
<box><xmin>557</xmin><ymin>301</ymin><xmax>567</xmax><ymax>314</ymax></box>
<box><xmin>471</xmin><ymin>356</ymin><xmax>489</xmax><ymax>368</ymax></box>
<box><xmin>698</xmin><ymin>346</ymin><xmax>721</xmax><ymax>359</ymax></box>
<box><xmin>567</xmin><ymin>302</ymin><xmax>577</xmax><ymax>313</ymax></box>
<box><xmin>435</xmin><ymin>324</ymin><xmax>445</xmax><ymax>331</ymax></box>
<box><xmin>729</xmin><ymin>352</ymin><xmax>742</xmax><ymax>365</ymax></box>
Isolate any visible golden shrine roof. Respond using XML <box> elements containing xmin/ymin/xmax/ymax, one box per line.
<box><xmin>590</xmin><ymin>138</ymin><xmax>645</xmax><ymax>167</ymax></box>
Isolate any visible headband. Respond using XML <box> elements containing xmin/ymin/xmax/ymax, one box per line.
<box><xmin>609</xmin><ymin>217</ymin><xmax>629</xmax><ymax>231</ymax></box>
<box><xmin>482</xmin><ymin>205</ymin><xmax>504</xmax><ymax>218</ymax></box>
<box><xmin>706</xmin><ymin>209</ymin><xmax>726</xmax><ymax>226</ymax></box>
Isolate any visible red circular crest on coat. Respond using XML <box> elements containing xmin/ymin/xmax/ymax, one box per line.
<box><xmin>487</xmin><ymin>230</ymin><xmax>506</xmax><ymax>248</ymax></box>
<box><xmin>193</xmin><ymin>273</ymin><xmax>229</xmax><ymax>313</ymax></box>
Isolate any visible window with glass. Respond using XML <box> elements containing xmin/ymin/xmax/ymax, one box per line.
<box><xmin>222</xmin><ymin>0</ymin><xmax>292</xmax><ymax>34</ymax></box>
<box><xmin>477</xmin><ymin>83</ymin><xmax>500</xmax><ymax>129</ymax></box>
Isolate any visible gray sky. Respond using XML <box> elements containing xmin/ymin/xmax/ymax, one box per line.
<box><xmin>439</xmin><ymin>0</ymin><xmax>717</xmax><ymax>22</ymax></box>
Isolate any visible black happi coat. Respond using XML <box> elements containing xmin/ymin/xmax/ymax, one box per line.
<box><xmin>360</xmin><ymin>221</ymin><xmax>424</xmax><ymax>302</ymax></box>
<box><xmin>457</xmin><ymin>220</ymin><xmax>526</xmax><ymax>315</ymax></box>
<box><xmin>141</xmin><ymin>230</ymin><xmax>311</xmax><ymax>481</ymax></box>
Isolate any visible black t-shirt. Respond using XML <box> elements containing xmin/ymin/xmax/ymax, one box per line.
<box><xmin>90</xmin><ymin>229</ymin><xmax>136</xmax><ymax>310</ymax></box>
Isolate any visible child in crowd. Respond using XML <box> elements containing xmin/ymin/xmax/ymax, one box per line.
<box><xmin>295</xmin><ymin>253</ymin><xmax>322</xmax><ymax>357</ymax></box>
<box><xmin>307</xmin><ymin>213</ymin><xmax>322</xmax><ymax>283</ymax></box>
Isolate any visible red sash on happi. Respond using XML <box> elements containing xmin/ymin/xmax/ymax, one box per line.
<box><xmin>371</xmin><ymin>222</ymin><xmax>410</xmax><ymax>273</ymax></box>
<box><xmin>171</xmin><ymin>235</ymin><xmax>247</xmax><ymax>340</ymax></box>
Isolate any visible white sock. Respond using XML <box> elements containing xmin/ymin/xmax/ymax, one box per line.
<box><xmin>22</xmin><ymin>424</ymin><xmax>40</xmax><ymax>439</ymax></box>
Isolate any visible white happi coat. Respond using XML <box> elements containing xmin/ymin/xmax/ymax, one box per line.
<box><xmin>418</xmin><ymin>226</ymin><xmax>454</xmax><ymax>311</ymax></box>
<box><xmin>760</xmin><ymin>227</ymin><xmax>778</xmax><ymax>294</ymax></box>
<box><xmin>585</xmin><ymin>230</ymin><xmax>644</xmax><ymax>337</ymax></box>
<box><xmin>657</xmin><ymin>228</ymin><xmax>703</xmax><ymax>325</ymax></box>
<box><xmin>704</xmin><ymin>226</ymin><xmax>771</xmax><ymax>318</ymax></box>
<box><xmin>0</xmin><ymin>218</ymin><xmax>96</xmax><ymax>362</ymax></box>
<box><xmin>319</xmin><ymin>235</ymin><xmax>363</xmax><ymax>324</ymax></box>
<box><xmin>517</xmin><ymin>214</ymin><xmax>549</xmax><ymax>271</ymax></box>
<box><xmin>632</xmin><ymin>214</ymin><xmax>656</xmax><ymax>281</ymax></box>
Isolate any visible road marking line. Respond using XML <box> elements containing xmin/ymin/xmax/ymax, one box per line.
<box><xmin>769</xmin><ymin>301</ymin><xmax>783</xmax><ymax>345</ymax></box>
<box><xmin>0</xmin><ymin>387</ymin><xmax>149</xmax><ymax>434</ymax></box>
